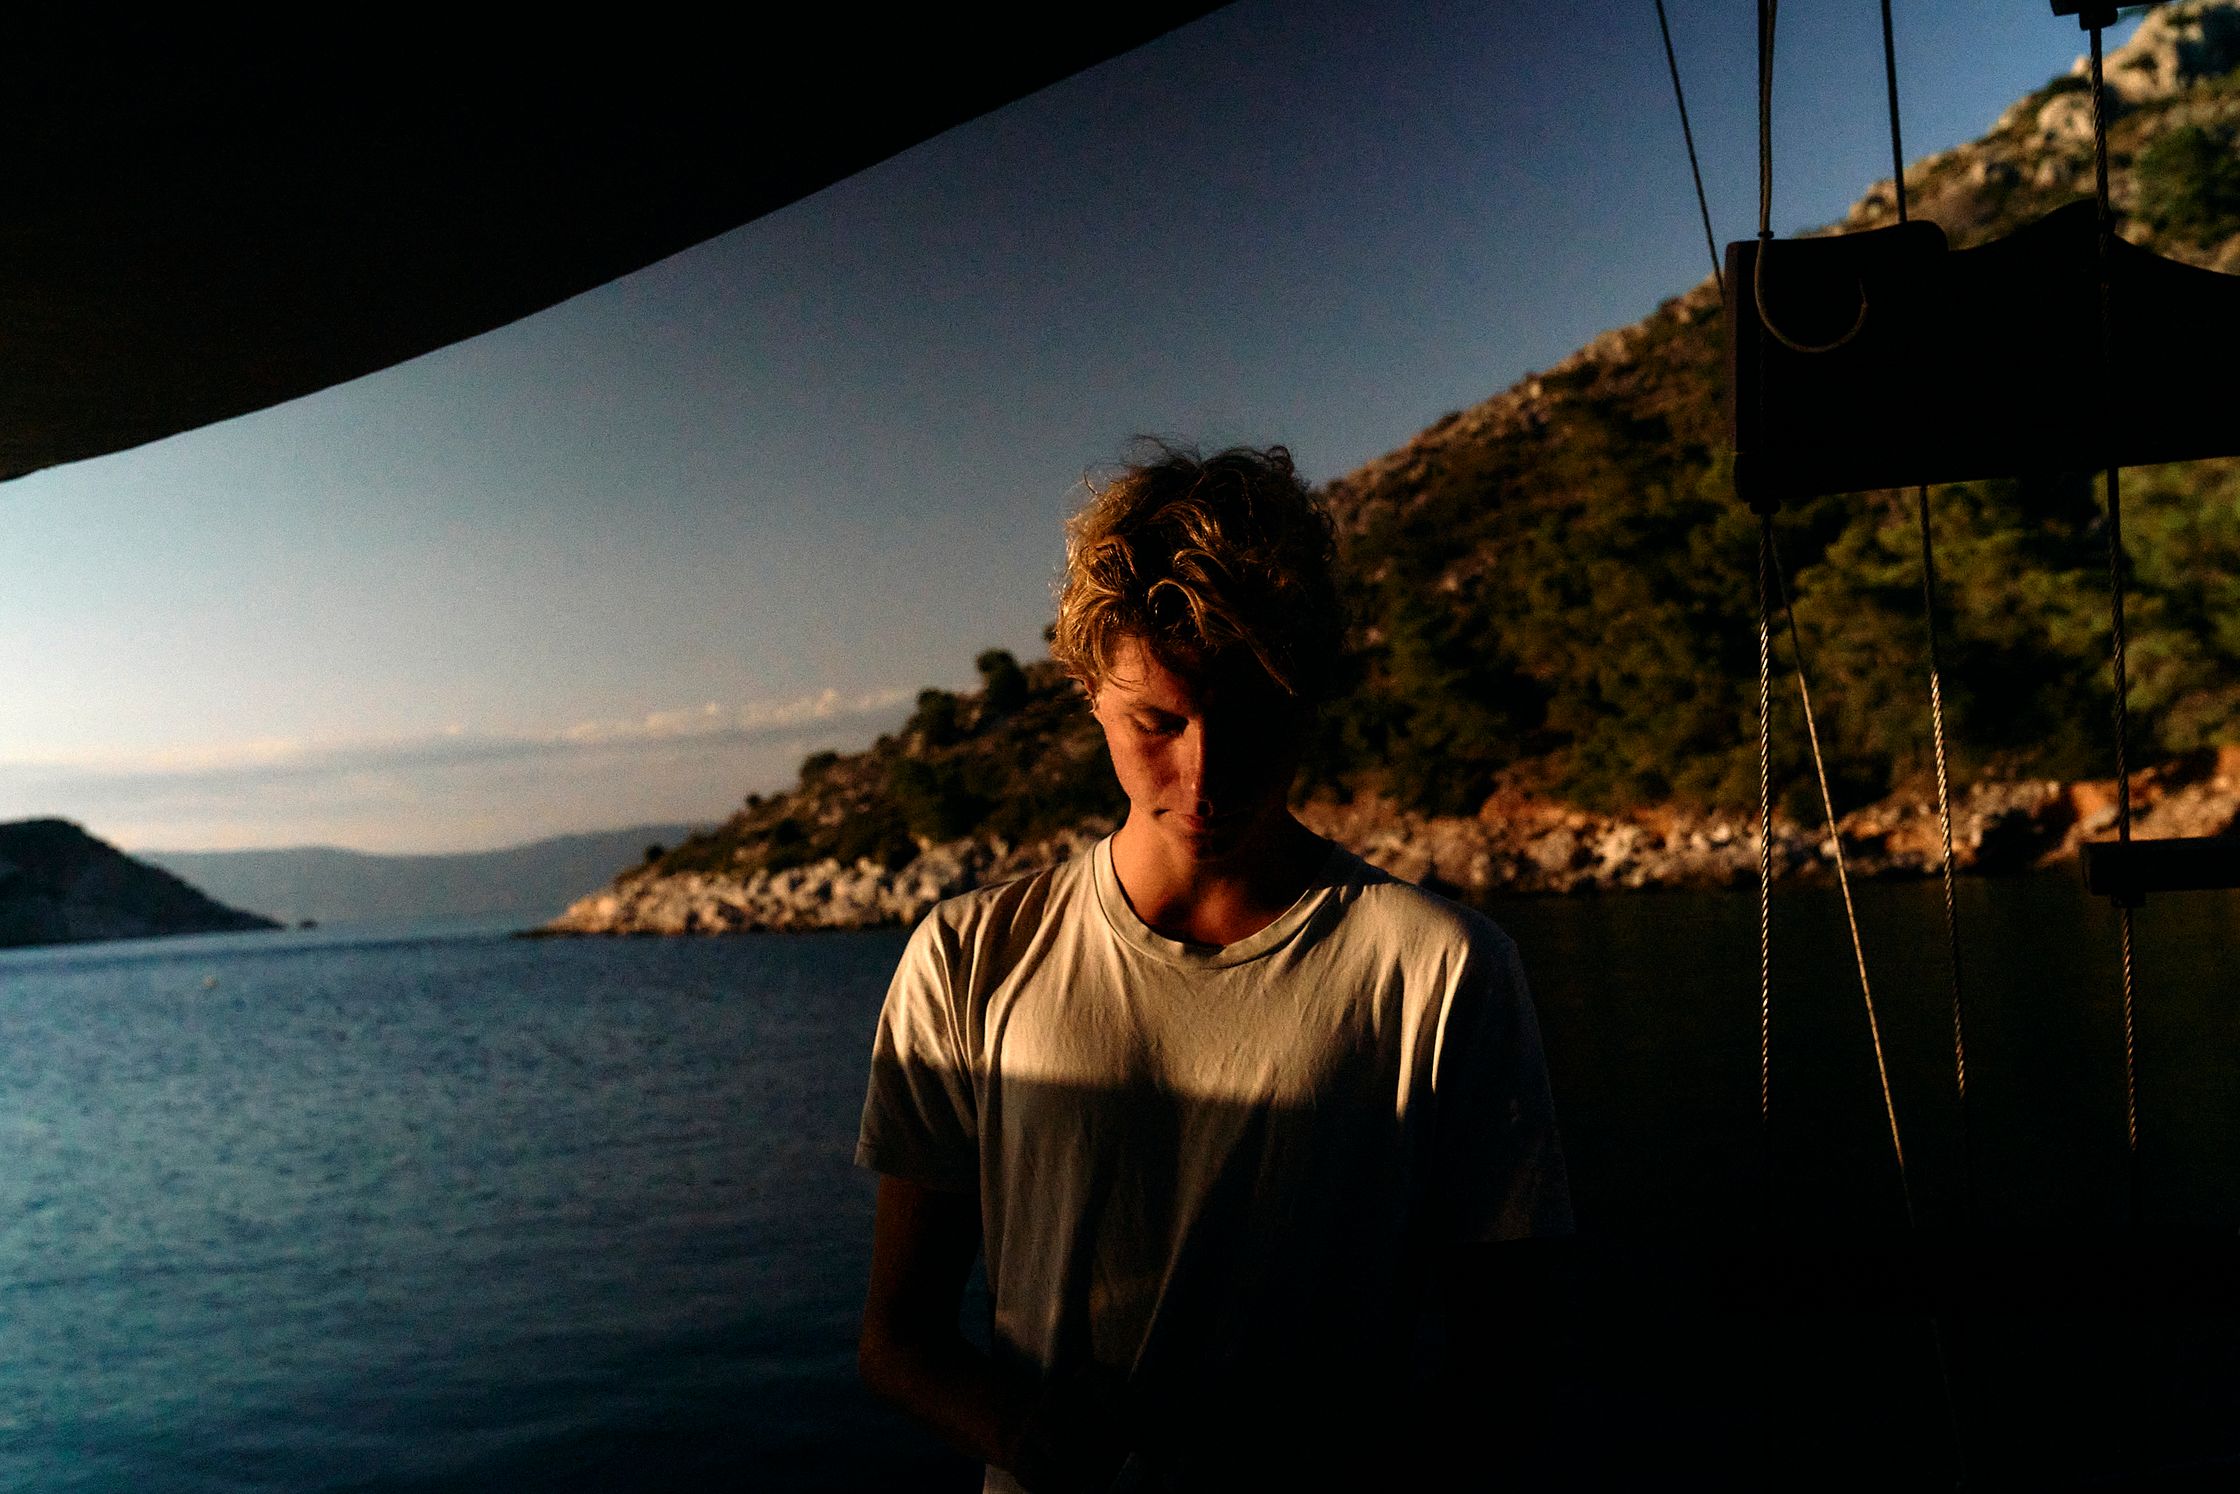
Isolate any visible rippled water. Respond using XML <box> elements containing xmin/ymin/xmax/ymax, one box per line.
<box><xmin>0</xmin><ymin>919</ymin><xmax>969</xmax><ymax>1493</ymax></box>
<box><xmin>3</xmin><ymin>876</ymin><xmax>2234</xmax><ymax>1490</ymax></box>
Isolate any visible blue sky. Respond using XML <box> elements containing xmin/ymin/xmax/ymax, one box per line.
<box><xmin>0</xmin><ymin>2</ymin><xmax>2136</xmax><ymax>852</ymax></box>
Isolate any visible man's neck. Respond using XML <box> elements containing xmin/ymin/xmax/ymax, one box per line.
<box><xmin>1110</xmin><ymin>811</ymin><xmax>1328</xmax><ymax>949</ymax></box>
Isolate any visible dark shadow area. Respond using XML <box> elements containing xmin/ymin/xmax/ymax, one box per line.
<box><xmin>0</xmin><ymin>13</ymin><xmax>1221</xmax><ymax>483</ymax></box>
<box><xmin>857</xmin><ymin>874</ymin><xmax>2240</xmax><ymax>1488</ymax></box>
<box><xmin>1729</xmin><ymin>203</ymin><xmax>2240</xmax><ymax>507</ymax></box>
<box><xmin>1497</xmin><ymin>872</ymin><xmax>2240</xmax><ymax>1489</ymax></box>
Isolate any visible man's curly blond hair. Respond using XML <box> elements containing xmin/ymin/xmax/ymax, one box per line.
<box><xmin>1051</xmin><ymin>444</ymin><xmax>1344</xmax><ymax>702</ymax></box>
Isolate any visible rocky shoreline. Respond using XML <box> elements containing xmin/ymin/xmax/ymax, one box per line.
<box><xmin>541</xmin><ymin>826</ymin><xmax>1117</xmax><ymax>936</ymax></box>
<box><xmin>540</xmin><ymin>750</ymin><xmax>2240</xmax><ymax>935</ymax></box>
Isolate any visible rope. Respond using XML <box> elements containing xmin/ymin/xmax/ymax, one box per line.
<box><xmin>1919</xmin><ymin>496</ymin><xmax>1969</xmax><ymax>1121</ymax></box>
<box><xmin>2086</xmin><ymin>16</ymin><xmax>2142</xmax><ymax>1220</ymax></box>
<box><xmin>1878</xmin><ymin>0</ymin><xmax>1907</xmax><ymax>225</ymax></box>
<box><xmin>1757</xmin><ymin>0</ymin><xmax>1776</xmax><ymax>243</ymax></box>
<box><xmin>1754</xmin><ymin>0</ymin><xmax>1778</xmax><ymax>1174</ymax></box>
<box><xmin>1659</xmin><ymin>10</ymin><xmax>1763</xmax><ymax>1157</ymax></box>
<box><xmin>1750</xmin><ymin>0</ymin><xmax>1920</xmax><ymax>1229</ymax></box>
<box><xmin>1769</xmin><ymin>535</ymin><xmax>1917</xmax><ymax>1226</ymax></box>
<box><xmin>1877</xmin><ymin>47</ymin><xmax>1971</xmax><ymax>1479</ymax></box>
<box><xmin>1751</xmin><ymin>0</ymin><xmax>1866</xmax><ymax>356</ymax></box>
<box><xmin>1758</xmin><ymin>517</ymin><xmax>1775</xmax><ymax>1144</ymax></box>
<box><xmin>1760</xmin><ymin>14</ymin><xmax>1959</xmax><ymax>1477</ymax></box>
<box><xmin>1654</xmin><ymin>0</ymin><xmax>1724</xmax><ymax>304</ymax></box>
<box><xmin>1878</xmin><ymin>0</ymin><xmax>1974</xmax><ymax>1204</ymax></box>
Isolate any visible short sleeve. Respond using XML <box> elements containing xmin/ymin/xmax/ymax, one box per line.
<box><xmin>1429</xmin><ymin>931</ymin><xmax>1573</xmax><ymax>1242</ymax></box>
<box><xmin>854</xmin><ymin>910</ymin><xmax>981</xmax><ymax>1193</ymax></box>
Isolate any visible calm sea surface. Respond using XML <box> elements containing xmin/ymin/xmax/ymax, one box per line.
<box><xmin>2</xmin><ymin>877</ymin><xmax>2235</xmax><ymax>1490</ymax></box>
<box><xmin>0</xmin><ymin>918</ymin><xmax>961</xmax><ymax>1493</ymax></box>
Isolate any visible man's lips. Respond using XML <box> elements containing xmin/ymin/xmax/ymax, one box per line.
<box><xmin>1173</xmin><ymin>809</ymin><xmax>1247</xmax><ymax>834</ymax></box>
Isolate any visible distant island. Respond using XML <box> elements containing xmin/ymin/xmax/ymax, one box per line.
<box><xmin>0</xmin><ymin>819</ymin><xmax>278</xmax><ymax>948</ymax></box>
<box><xmin>551</xmin><ymin>7</ymin><xmax>2240</xmax><ymax>936</ymax></box>
<box><xmin>138</xmin><ymin>823</ymin><xmax>708</xmax><ymax>928</ymax></box>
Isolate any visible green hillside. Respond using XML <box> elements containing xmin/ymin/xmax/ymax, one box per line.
<box><xmin>638</xmin><ymin>653</ymin><xmax>1118</xmax><ymax>885</ymax></box>
<box><xmin>645</xmin><ymin>9</ymin><xmax>2240</xmax><ymax>886</ymax></box>
<box><xmin>1315</xmin><ymin>21</ymin><xmax>2240</xmax><ymax>823</ymax></box>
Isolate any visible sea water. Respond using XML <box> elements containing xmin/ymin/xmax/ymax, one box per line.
<box><xmin>2</xmin><ymin>879</ymin><xmax>2235</xmax><ymax>1490</ymax></box>
<box><xmin>0</xmin><ymin>918</ymin><xmax>969</xmax><ymax>1492</ymax></box>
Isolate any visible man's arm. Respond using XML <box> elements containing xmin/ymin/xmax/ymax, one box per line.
<box><xmin>858</xmin><ymin>1174</ymin><xmax>1032</xmax><ymax>1467</ymax></box>
<box><xmin>859</xmin><ymin>1176</ymin><xmax>1137</xmax><ymax>1493</ymax></box>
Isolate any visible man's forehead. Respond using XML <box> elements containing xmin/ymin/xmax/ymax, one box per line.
<box><xmin>1102</xmin><ymin>637</ymin><xmax>1287</xmax><ymax>709</ymax></box>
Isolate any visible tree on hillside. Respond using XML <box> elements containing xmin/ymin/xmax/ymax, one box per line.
<box><xmin>976</xmin><ymin>649</ymin><xmax>1029</xmax><ymax>717</ymax></box>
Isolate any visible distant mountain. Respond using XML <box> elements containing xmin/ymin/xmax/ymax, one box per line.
<box><xmin>557</xmin><ymin>4</ymin><xmax>2240</xmax><ymax>932</ymax></box>
<box><xmin>1312</xmin><ymin>1</ymin><xmax>2240</xmax><ymax>815</ymax></box>
<box><xmin>139</xmin><ymin>824</ymin><xmax>708</xmax><ymax>927</ymax></box>
<box><xmin>0</xmin><ymin>819</ymin><xmax>278</xmax><ymax>947</ymax></box>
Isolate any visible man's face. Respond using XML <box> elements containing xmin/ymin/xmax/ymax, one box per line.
<box><xmin>1089</xmin><ymin>635</ymin><xmax>1308</xmax><ymax>863</ymax></box>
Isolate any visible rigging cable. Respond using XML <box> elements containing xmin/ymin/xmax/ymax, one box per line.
<box><xmin>1758</xmin><ymin>518</ymin><xmax>1774</xmax><ymax>1149</ymax></box>
<box><xmin>1770</xmin><ymin>536</ymin><xmax>1919</xmax><ymax>1228</ymax></box>
<box><xmin>2085</xmin><ymin>16</ymin><xmax>2143</xmax><ymax>1222</ymax></box>
<box><xmin>1754</xmin><ymin>0</ymin><xmax>1776</xmax><ymax>1185</ymax></box>
<box><xmin>1751</xmin><ymin>10</ymin><xmax>1957</xmax><ymax>1475</ymax></box>
<box><xmin>1654</xmin><ymin>0</ymin><xmax>1724</xmax><ymax>302</ymax></box>
<box><xmin>1779</xmin><ymin>526</ymin><xmax>1966</xmax><ymax>1480</ymax></box>
<box><xmin>1754</xmin><ymin>0</ymin><xmax>1917</xmax><ymax>1222</ymax></box>
<box><xmin>1756</xmin><ymin>0</ymin><xmax>1775</xmax><ymax>247</ymax></box>
<box><xmin>1653</xmin><ymin>0</ymin><xmax>1766</xmax><ymax>1178</ymax></box>
<box><xmin>1748</xmin><ymin>4</ymin><xmax>1777</xmax><ymax>1199</ymax></box>
<box><xmin>1752</xmin><ymin>0</ymin><xmax>1868</xmax><ymax>355</ymax></box>
<box><xmin>1832</xmin><ymin>17</ymin><xmax>1978</xmax><ymax>1432</ymax></box>
<box><xmin>1878</xmin><ymin>0</ymin><xmax>1974</xmax><ymax>1210</ymax></box>
<box><xmin>1653</xmin><ymin>0</ymin><xmax>1764</xmax><ymax>1158</ymax></box>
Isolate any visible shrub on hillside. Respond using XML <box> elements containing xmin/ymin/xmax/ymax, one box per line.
<box><xmin>976</xmin><ymin>649</ymin><xmax>1030</xmax><ymax>717</ymax></box>
<box><xmin>762</xmin><ymin>817</ymin><xmax>813</xmax><ymax>874</ymax></box>
<box><xmin>908</xmin><ymin>689</ymin><xmax>965</xmax><ymax>749</ymax></box>
<box><xmin>888</xmin><ymin>757</ymin><xmax>991</xmax><ymax>843</ymax></box>
<box><xmin>2136</xmin><ymin>124</ymin><xmax>2240</xmax><ymax>245</ymax></box>
<box><xmin>833</xmin><ymin>804</ymin><xmax>918</xmax><ymax>870</ymax></box>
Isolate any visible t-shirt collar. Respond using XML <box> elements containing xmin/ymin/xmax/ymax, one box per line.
<box><xmin>1091</xmin><ymin>832</ymin><xmax>1344</xmax><ymax>969</ymax></box>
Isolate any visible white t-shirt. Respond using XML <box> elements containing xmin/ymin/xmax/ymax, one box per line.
<box><xmin>855</xmin><ymin>835</ymin><xmax>1570</xmax><ymax>1486</ymax></box>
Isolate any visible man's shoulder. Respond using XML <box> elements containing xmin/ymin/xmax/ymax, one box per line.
<box><xmin>912</xmin><ymin>843</ymin><xmax>1098</xmax><ymax>956</ymax></box>
<box><xmin>1324</xmin><ymin>845</ymin><xmax>1517</xmax><ymax>963</ymax></box>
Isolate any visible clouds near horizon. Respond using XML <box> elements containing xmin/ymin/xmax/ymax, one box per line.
<box><xmin>0</xmin><ymin>688</ymin><xmax>911</xmax><ymax>854</ymax></box>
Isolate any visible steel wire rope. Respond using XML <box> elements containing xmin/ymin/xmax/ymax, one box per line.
<box><xmin>1755</xmin><ymin>0</ymin><xmax>1775</xmax><ymax>1181</ymax></box>
<box><xmin>1754</xmin><ymin>0</ymin><xmax>1917</xmax><ymax>1220</ymax></box>
<box><xmin>1653</xmin><ymin>0</ymin><xmax>1767</xmax><ymax>1172</ymax></box>
<box><xmin>1752</xmin><ymin>0</ymin><xmax>1867</xmax><ymax>355</ymax></box>
<box><xmin>1864</xmin><ymin>29</ymin><xmax>1978</xmax><ymax>1453</ymax></box>
<box><xmin>1750</xmin><ymin>4</ymin><xmax>1779</xmax><ymax>1202</ymax></box>
<box><xmin>1753</xmin><ymin>13</ymin><xmax>1961</xmax><ymax>1479</ymax></box>
<box><xmin>1884</xmin><ymin>20</ymin><xmax>1974</xmax><ymax>1461</ymax></box>
<box><xmin>2085</xmin><ymin>18</ymin><xmax>2143</xmax><ymax>1223</ymax></box>
<box><xmin>1758</xmin><ymin>519</ymin><xmax>1774</xmax><ymax>1147</ymax></box>
<box><xmin>1656</xmin><ymin>0</ymin><xmax>1776</xmax><ymax>1190</ymax></box>
<box><xmin>1878</xmin><ymin>0</ymin><xmax>1974</xmax><ymax>1213</ymax></box>
<box><xmin>1654</xmin><ymin>0</ymin><xmax>1724</xmax><ymax>303</ymax></box>
<box><xmin>1769</xmin><ymin>534</ymin><xmax>1920</xmax><ymax>1229</ymax></box>
<box><xmin>1779</xmin><ymin>522</ymin><xmax>1967</xmax><ymax>1484</ymax></box>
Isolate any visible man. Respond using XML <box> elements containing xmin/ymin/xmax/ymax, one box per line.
<box><xmin>855</xmin><ymin>445</ymin><xmax>1570</xmax><ymax>1492</ymax></box>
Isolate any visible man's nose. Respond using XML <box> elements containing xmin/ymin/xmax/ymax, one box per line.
<box><xmin>1180</xmin><ymin>721</ymin><xmax>1226</xmax><ymax>806</ymax></box>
